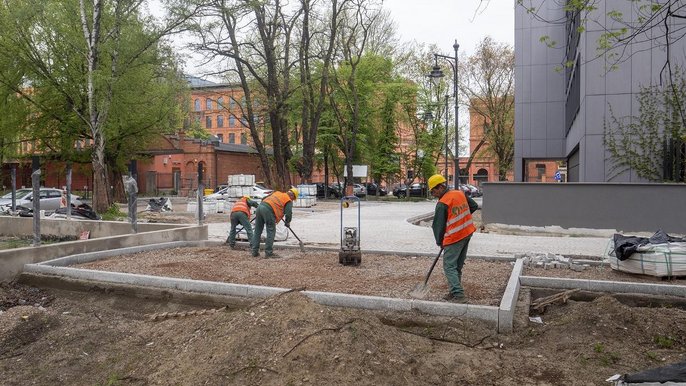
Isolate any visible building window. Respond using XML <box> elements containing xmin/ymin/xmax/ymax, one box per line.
<box><xmin>217</xmin><ymin>133</ymin><xmax>223</xmax><ymax>143</ymax></box>
<box><xmin>217</xmin><ymin>115</ymin><xmax>224</xmax><ymax>127</ymax></box>
<box><xmin>536</xmin><ymin>164</ymin><xmax>546</xmax><ymax>179</ymax></box>
<box><xmin>229</xmin><ymin>133</ymin><xmax>236</xmax><ymax>144</ymax></box>
<box><xmin>206</xmin><ymin>116</ymin><xmax>212</xmax><ymax>128</ymax></box>
<box><xmin>241</xmin><ymin>133</ymin><xmax>247</xmax><ymax>145</ymax></box>
<box><xmin>206</xmin><ymin>98</ymin><xmax>212</xmax><ymax>110</ymax></box>
<box><xmin>229</xmin><ymin>116</ymin><xmax>235</xmax><ymax>127</ymax></box>
<box><xmin>230</xmin><ymin>98</ymin><xmax>235</xmax><ymax>109</ymax></box>
<box><xmin>240</xmin><ymin>117</ymin><xmax>247</xmax><ymax>127</ymax></box>
<box><xmin>194</xmin><ymin>99</ymin><xmax>200</xmax><ymax>111</ymax></box>
<box><xmin>217</xmin><ymin>97</ymin><xmax>224</xmax><ymax>109</ymax></box>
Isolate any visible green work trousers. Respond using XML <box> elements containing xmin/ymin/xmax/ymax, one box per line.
<box><xmin>228</xmin><ymin>211</ymin><xmax>252</xmax><ymax>247</ymax></box>
<box><xmin>442</xmin><ymin>235</ymin><xmax>472</xmax><ymax>297</ymax></box>
<box><xmin>251</xmin><ymin>204</ymin><xmax>277</xmax><ymax>256</ymax></box>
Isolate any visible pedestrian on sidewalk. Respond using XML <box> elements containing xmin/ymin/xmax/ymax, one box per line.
<box><xmin>428</xmin><ymin>174</ymin><xmax>479</xmax><ymax>303</ymax></box>
<box><xmin>227</xmin><ymin>195</ymin><xmax>258</xmax><ymax>248</ymax></box>
<box><xmin>251</xmin><ymin>188</ymin><xmax>298</xmax><ymax>258</ymax></box>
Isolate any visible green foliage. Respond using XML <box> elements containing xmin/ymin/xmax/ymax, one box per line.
<box><xmin>653</xmin><ymin>335</ymin><xmax>675</xmax><ymax>349</ymax></box>
<box><xmin>100</xmin><ymin>204</ymin><xmax>127</xmax><ymax>221</ymax></box>
<box><xmin>604</xmin><ymin>69</ymin><xmax>686</xmax><ymax>181</ymax></box>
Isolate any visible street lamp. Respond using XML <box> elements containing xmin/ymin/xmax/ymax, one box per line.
<box><xmin>429</xmin><ymin>40</ymin><xmax>460</xmax><ymax>188</ymax></box>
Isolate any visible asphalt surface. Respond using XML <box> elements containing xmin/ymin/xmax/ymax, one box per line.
<box><xmin>206</xmin><ymin>199</ymin><xmax>610</xmax><ymax>258</ymax></box>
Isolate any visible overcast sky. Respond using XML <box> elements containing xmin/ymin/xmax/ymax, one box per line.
<box><xmin>151</xmin><ymin>0</ymin><xmax>515</xmax><ymax>77</ymax></box>
<box><xmin>384</xmin><ymin>0</ymin><xmax>514</xmax><ymax>57</ymax></box>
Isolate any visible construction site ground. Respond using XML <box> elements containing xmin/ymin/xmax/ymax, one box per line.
<box><xmin>1</xmin><ymin>198</ymin><xmax>685</xmax><ymax>384</ymax></box>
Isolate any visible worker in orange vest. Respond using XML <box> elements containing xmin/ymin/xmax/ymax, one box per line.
<box><xmin>227</xmin><ymin>195</ymin><xmax>258</xmax><ymax>248</ymax></box>
<box><xmin>428</xmin><ymin>174</ymin><xmax>479</xmax><ymax>303</ymax></box>
<box><xmin>250</xmin><ymin>188</ymin><xmax>298</xmax><ymax>258</ymax></box>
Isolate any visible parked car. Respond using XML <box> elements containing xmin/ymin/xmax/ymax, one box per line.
<box><xmin>353</xmin><ymin>183</ymin><xmax>366</xmax><ymax>198</ymax></box>
<box><xmin>0</xmin><ymin>188</ymin><xmax>83</xmax><ymax>211</ymax></box>
<box><xmin>204</xmin><ymin>184</ymin><xmax>273</xmax><ymax>200</ymax></box>
<box><xmin>393</xmin><ymin>183</ymin><xmax>428</xmax><ymax>198</ymax></box>
<box><xmin>251</xmin><ymin>184</ymin><xmax>274</xmax><ymax>199</ymax></box>
<box><xmin>456</xmin><ymin>183</ymin><xmax>481</xmax><ymax>197</ymax></box>
<box><xmin>364</xmin><ymin>182</ymin><xmax>387</xmax><ymax>196</ymax></box>
<box><xmin>315</xmin><ymin>183</ymin><xmax>341</xmax><ymax>198</ymax></box>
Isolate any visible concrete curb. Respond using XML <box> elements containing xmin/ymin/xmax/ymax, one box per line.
<box><xmin>519</xmin><ymin>276</ymin><xmax>686</xmax><ymax>297</ymax></box>
<box><xmin>498</xmin><ymin>258</ymin><xmax>525</xmax><ymax>333</ymax></box>
<box><xmin>23</xmin><ymin>263</ymin><xmax>501</xmax><ymax>324</ymax></box>
<box><xmin>26</xmin><ymin>240</ymin><xmax>509</xmax><ymax>330</ymax></box>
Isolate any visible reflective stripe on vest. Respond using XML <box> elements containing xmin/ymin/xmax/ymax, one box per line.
<box><xmin>231</xmin><ymin>199</ymin><xmax>250</xmax><ymax>216</ymax></box>
<box><xmin>264</xmin><ymin>191</ymin><xmax>290</xmax><ymax>222</ymax></box>
<box><xmin>439</xmin><ymin>190</ymin><xmax>476</xmax><ymax>246</ymax></box>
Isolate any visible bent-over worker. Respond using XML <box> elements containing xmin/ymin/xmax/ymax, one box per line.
<box><xmin>250</xmin><ymin>188</ymin><xmax>298</xmax><ymax>258</ymax></box>
<box><xmin>227</xmin><ymin>195</ymin><xmax>258</xmax><ymax>248</ymax></box>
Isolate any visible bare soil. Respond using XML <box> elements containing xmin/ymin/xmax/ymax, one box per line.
<box><xmin>3</xmin><ymin>206</ymin><xmax>686</xmax><ymax>384</ymax></box>
<box><xmin>2</xmin><ymin>280</ymin><xmax>686</xmax><ymax>385</ymax></box>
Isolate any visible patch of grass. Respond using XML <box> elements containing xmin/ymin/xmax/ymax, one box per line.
<box><xmin>593</xmin><ymin>342</ymin><xmax>621</xmax><ymax>366</ymax></box>
<box><xmin>654</xmin><ymin>335</ymin><xmax>675</xmax><ymax>349</ymax></box>
<box><xmin>645</xmin><ymin>351</ymin><xmax>659</xmax><ymax>361</ymax></box>
<box><xmin>100</xmin><ymin>204</ymin><xmax>127</xmax><ymax>221</ymax></box>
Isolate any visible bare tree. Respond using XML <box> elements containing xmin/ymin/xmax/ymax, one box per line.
<box><xmin>295</xmin><ymin>0</ymin><xmax>348</xmax><ymax>183</ymax></box>
<box><xmin>460</xmin><ymin>36</ymin><xmax>515</xmax><ymax>181</ymax></box>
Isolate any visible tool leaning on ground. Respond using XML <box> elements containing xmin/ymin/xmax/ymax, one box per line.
<box><xmin>286</xmin><ymin>225</ymin><xmax>305</xmax><ymax>252</ymax></box>
<box><xmin>410</xmin><ymin>248</ymin><xmax>444</xmax><ymax>299</ymax></box>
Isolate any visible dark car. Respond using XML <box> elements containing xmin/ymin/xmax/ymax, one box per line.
<box><xmin>315</xmin><ymin>183</ymin><xmax>341</xmax><ymax>198</ymax></box>
<box><xmin>392</xmin><ymin>183</ymin><xmax>428</xmax><ymax>198</ymax></box>
<box><xmin>364</xmin><ymin>183</ymin><xmax>387</xmax><ymax>196</ymax></box>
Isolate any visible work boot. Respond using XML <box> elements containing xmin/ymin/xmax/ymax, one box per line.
<box><xmin>443</xmin><ymin>293</ymin><xmax>468</xmax><ymax>304</ymax></box>
<box><xmin>228</xmin><ymin>243</ymin><xmax>236</xmax><ymax>249</ymax></box>
<box><xmin>251</xmin><ymin>250</ymin><xmax>260</xmax><ymax>257</ymax></box>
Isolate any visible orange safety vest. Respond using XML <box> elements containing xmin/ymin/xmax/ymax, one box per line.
<box><xmin>263</xmin><ymin>191</ymin><xmax>291</xmax><ymax>222</ymax></box>
<box><xmin>231</xmin><ymin>198</ymin><xmax>251</xmax><ymax>216</ymax></box>
<box><xmin>439</xmin><ymin>190</ymin><xmax>476</xmax><ymax>246</ymax></box>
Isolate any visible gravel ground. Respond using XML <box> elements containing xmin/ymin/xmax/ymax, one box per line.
<box><xmin>76</xmin><ymin>246</ymin><xmax>515</xmax><ymax>306</ymax></box>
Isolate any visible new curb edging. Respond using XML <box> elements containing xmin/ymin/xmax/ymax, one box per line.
<box><xmin>520</xmin><ymin>276</ymin><xmax>686</xmax><ymax>297</ymax></box>
<box><xmin>24</xmin><ymin>240</ymin><xmax>511</xmax><ymax>330</ymax></box>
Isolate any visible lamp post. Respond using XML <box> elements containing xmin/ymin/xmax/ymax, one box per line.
<box><xmin>443</xmin><ymin>94</ymin><xmax>449</xmax><ymax>182</ymax></box>
<box><xmin>429</xmin><ymin>40</ymin><xmax>460</xmax><ymax>188</ymax></box>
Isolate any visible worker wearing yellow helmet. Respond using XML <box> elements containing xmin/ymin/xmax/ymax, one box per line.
<box><xmin>250</xmin><ymin>187</ymin><xmax>298</xmax><ymax>258</ymax></box>
<box><xmin>428</xmin><ymin>174</ymin><xmax>479</xmax><ymax>303</ymax></box>
<box><xmin>227</xmin><ymin>195</ymin><xmax>259</xmax><ymax>248</ymax></box>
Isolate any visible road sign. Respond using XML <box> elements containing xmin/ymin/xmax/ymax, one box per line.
<box><xmin>554</xmin><ymin>171</ymin><xmax>562</xmax><ymax>181</ymax></box>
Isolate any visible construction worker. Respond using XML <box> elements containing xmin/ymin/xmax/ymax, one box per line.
<box><xmin>428</xmin><ymin>174</ymin><xmax>479</xmax><ymax>303</ymax></box>
<box><xmin>227</xmin><ymin>195</ymin><xmax>258</xmax><ymax>248</ymax></box>
<box><xmin>250</xmin><ymin>188</ymin><xmax>298</xmax><ymax>258</ymax></box>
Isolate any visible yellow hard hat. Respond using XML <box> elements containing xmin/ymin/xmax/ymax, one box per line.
<box><xmin>289</xmin><ymin>188</ymin><xmax>299</xmax><ymax>200</ymax></box>
<box><xmin>428</xmin><ymin>174</ymin><xmax>447</xmax><ymax>191</ymax></box>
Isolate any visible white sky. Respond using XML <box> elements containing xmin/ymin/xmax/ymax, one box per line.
<box><xmin>151</xmin><ymin>0</ymin><xmax>515</xmax><ymax>76</ymax></box>
<box><xmin>384</xmin><ymin>0</ymin><xmax>514</xmax><ymax>57</ymax></box>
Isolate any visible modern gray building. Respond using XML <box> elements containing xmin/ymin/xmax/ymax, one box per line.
<box><xmin>515</xmin><ymin>0</ymin><xmax>686</xmax><ymax>182</ymax></box>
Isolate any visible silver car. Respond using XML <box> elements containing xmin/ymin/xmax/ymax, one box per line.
<box><xmin>0</xmin><ymin>188</ymin><xmax>83</xmax><ymax>211</ymax></box>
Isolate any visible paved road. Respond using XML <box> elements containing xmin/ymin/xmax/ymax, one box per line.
<box><xmin>207</xmin><ymin>200</ymin><xmax>609</xmax><ymax>258</ymax></box>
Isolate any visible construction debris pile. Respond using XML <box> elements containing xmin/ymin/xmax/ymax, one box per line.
<box><xmin>518</xmin><ymin>252</ymin><xmax>589</xmax><ymax>272</ymax></box>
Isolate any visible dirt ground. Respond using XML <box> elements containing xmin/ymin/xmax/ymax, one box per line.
<box><xmin>2</xmin><ymin>205</ymin><xmax>686</xmax><ymax>384</ymax></box>
<box><xmin>75</xmin><ymin>247</ymin><xmax>512</xmax><ymax>306</ymax></box>
<box><xmin>1</xmin><ymin>280</ymin><xmax>686</xmax><ymax>385</ymax></box>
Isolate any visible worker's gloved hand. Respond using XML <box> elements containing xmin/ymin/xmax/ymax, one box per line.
<box><xmin>285</xmin><ymin>221</ymin><xmax>290</xmax><ymax>228</ymax></box>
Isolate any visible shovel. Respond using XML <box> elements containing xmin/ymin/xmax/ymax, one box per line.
<box><xmin>286</xmin><ymin>225</ymin><xmax>305</xmax><ymax>253</ymax></box>
<box><xmin>410</xmin><ymin>248</ymin><xmax>444</xmax><ymax>299</ymax></box>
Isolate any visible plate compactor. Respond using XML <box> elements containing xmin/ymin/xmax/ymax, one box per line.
<box><xmin>339</xmin><ymin>195</ymin><xmax>361</xmax><ymax>266</ymax></box>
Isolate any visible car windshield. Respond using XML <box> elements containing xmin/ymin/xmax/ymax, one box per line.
<box><xmin>1</xmin><ymin>190</ymin><xmax>32</xmax><ymax>199</ymax></box>
<box><xmin>254</xmin><ymin>184</ymin><xmax>270</xmax><ymax>190</ymax></box>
